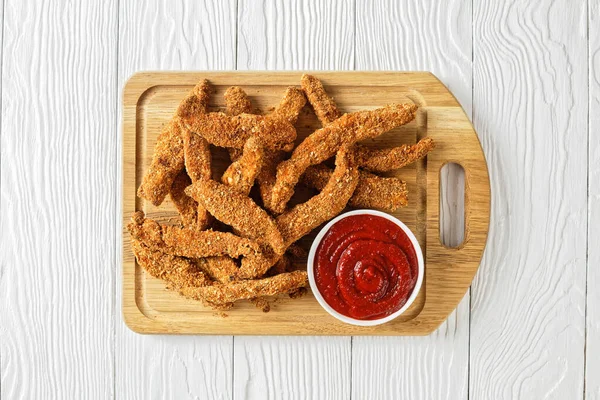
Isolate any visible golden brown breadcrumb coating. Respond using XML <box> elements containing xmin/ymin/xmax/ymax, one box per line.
<box><xmin>170</xmin><ymin>170</ymin><xmax>199</xmax><ymax>227</ymax></box>
<box><xmin>225</xmin><ymin>86</ymin><xmax>254</xmax><ymax>161</ymax></box>
<box><xmin>272</xmin><ymin>87</ymin><xmax>306</xmax><ymax>124</ymax></box>
<box><xmin>276</xmin><ymin>146</ymin><xmax>359</xmax><ymax>246</ymax></box>
<box><xmin>301</xmin><ymin>74</ymin><xmax>341</xmax><ymax>125</ymax></box>
<box><xmin>137</xmin><ymin>79</ymin><xmax>211</xmax><ymax>206</ymax></box>
<box><xmin>355</xmin><ymin>137</ymin><xmax>435</xmax><ymax>172</ymax></box>
<box><xmin>127</xmin><ymin>211</ymin><xmax>260</xmax><ymax>258</ymax></box>
<box><xmin>181</xmin><ymin>112</ymin><xmax>297</xmax><ymax>151</ymax></box>
<box><xmin>256</xmin><ymin>150</ymin><xmax>285</xmax><ymax>211</ymax></box>
<box><xmin>301</xmin><ymin>165</ymin><xmax>408</xmax><ymax>211</ymax></box>
<box><xmin>180</xmin><ymin>271</ymin><xmax>308</xmax><ymax>306</ymax></box>
<box><xmin>238</xmin><ymin>246</ymin><xmax>279</xmax><ymax>279</ymax></box>
<box><xmin>185</xmin><ymin>179</ymin><xmax>286</xmax><ymax>256</ymax></box>
<box><xmin>181</xmin><ymin>126</ymin><xmax>212</xmax><ymax>227</ymax></box>
<box><xmin>225</xmin><ymin>86</ymin><xmax>253</xmax><ymax>116</ymax></box>
<box><xmin>130</xmin><ymin>240</ymin><xmax>211</xmax><ymax>289</ymax></box>
<box><xmin>269</xmin><ymin>103</ymin><xmax>417</xmax><ymax>213</ymax></box>
<box><xmin>221</xmin><ymin>136</ymin><xmax>265</xmax><ymax>195</ymax></box>
<box><xmin>196</xmin><ymin>256</ymin><xmax>239</xmax><ymax>284</ymax></box>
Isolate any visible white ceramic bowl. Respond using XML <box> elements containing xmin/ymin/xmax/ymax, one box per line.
<box><xmin>307</xmin><ymin>209</ymin><xmax>424</xmax><ymax>326</ymax></box>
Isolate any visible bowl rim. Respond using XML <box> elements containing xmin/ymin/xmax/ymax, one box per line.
<box><xmin>307</xmin><ymin>209</ymin><xmax>425</xmax><ymax>327</ymax></box>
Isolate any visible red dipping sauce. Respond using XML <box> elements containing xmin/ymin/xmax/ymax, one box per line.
<box><xmin>314</xmin><ymin>214</ymin><xmax>419</xmax><ymax>320</ymax></box>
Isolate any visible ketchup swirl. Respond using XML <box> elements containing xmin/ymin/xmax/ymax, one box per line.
<box><xmin>314</xmin><ymin>214</ymin><xmax>418</xmax><ymax>320</ymax></box>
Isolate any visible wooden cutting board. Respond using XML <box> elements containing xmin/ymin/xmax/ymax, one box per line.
<box><xmin>122</xmin><ymin>72</ymin><xmax>490</xmax><ymax>335</ymax></box>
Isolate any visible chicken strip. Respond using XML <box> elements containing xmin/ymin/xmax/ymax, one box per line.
<box><xmin>221</xmin><ymin>136</ymin><xmax>265</xmax><ymax>195</ymax></box>
<box><xmin>182</xmin><ymin>125</ymin><xmax>212</xmax><ymax>182</ymax></box>
<box><xmin>128</xmin><ymin>211</ymin><xmax>260</xmax><ymax>258</ymax></box>
<box><xmin>302</xmin><ymin>165</ymin><xmax>408</xmax><ymax>211</ymax></box>
<box><xmin>238</xmin><ymin>246</ymin><xmax>279</xmax><ymax>279</ymax></box>
<box><xmin>243</xmin><ymin>88</ymin><xmax>306</xmax><ymax>208</ymax></box>
<box><xmin>256</xmin><ymin>150</ymin><xmax>285</xmax><ymax>210</ymax></box>
<box><xmin>269</xmin><ymin>103</ymin><xmax>418</xmax><ymax>213</ymax></box>
<box><xmin>180</xmin><ymin>126</ymin><xmax>212</xmax><ymax>228</ymax></box>
<box><xmin>276</xmin><ymin>146</ymin><xmax>359</xmax><ymax>247</ymax></box>
<box><xmin>185</xmin><ymin>179</ymin><xmax>286</xmax><ymax>256</ymax></box>
<box><xmin>225</xmin><ymin>86</ymin><xmax>254</xmax><ymax>161</ymax></box>
<box><xmin>180</xmin><ymin>271</ymin><xmax>308</xmax><ymax>306</ymax></box>
<box><xmin>130</xmin><ymin>240</ymin><xmax>212</xmax><ymax>289</ymax></box>
<box><xmin>272</xmin><ymin>87</ymin><xmax>306</xmax><ymax>124</ymax></box>
<box><xmin>196</xmin><ymin>256</ymin><xmax>239</xmax><ymax>284</ymax></box>
<box><xmin>301</xmin><ymin>74</ymin><xmax>341</xmax><ymax>125</ymax></box>
<box><xmin>355</xmin><ymin>137</ymin><xmax>435</xmax><ymax>172</ymax></box>
<box><xmin>170</xmin><ymin>170</ymin><xmax>198</xmax><ymax>227</ymax></box>
<box><xmin>349</xmin><ymin>172</ymin><xmax>408</xmax><ymax>211</ymax></box>
<box><xmin>237</xmin><ymin>242</ymin><xmax>300</xmax><ymax>279</ymax></box>
<box><xmin>180</xmin><ymin>112</ymin><xmax>296</xmax><ymax>151</ymax></box>
<box><xmin>225</xmin><ymin>86</ymin><xmax>254</xmax><ymax>116</ymax></box>
<box><xmin>138</xmin><ymin>79</ymin><xmax>211</xmax><ymax>206</ymax></box>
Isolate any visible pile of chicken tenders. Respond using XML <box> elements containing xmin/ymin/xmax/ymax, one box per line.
<box><xmin>128</xmin><ymin>74</ymin><xmax>434</xmax><ymax>312</ymax></box>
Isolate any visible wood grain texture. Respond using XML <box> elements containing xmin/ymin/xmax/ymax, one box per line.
<box><xmin>234</xmin><ymin>337</ymin><xmax>350</xmax><ymax>400</ymax></box>
<box><xmin>352</xmin><ymin>299</ymin><xmax>469</xmax><ymax>399</ymax></box>
<box><xmin>353</xmin><ymin>0</ymin><xmax>472</xmax><ymax>398</ymax></box>
<box><xmin>471</xmin><ymin>1</ymin><xmax>587</xmax><ymax>398</ymax></box>
<box><xmin>235</xmin><ymin>3</ymin><xmax>353</xmax><ymax>397</ymax></box>
<box><xmin>0</xmin><ymin>0</ymin><xmax>117</xmax><ymax>398</ymax></box>
<box><xmin>237</xmin><ymin>0</ymin><xmax>354</xmax><ymax>70</ymax></box>
<box><xmin>587</xmin><ymin>1</ymin><xmax>600</xmax><ymax>398</ymax></box>
<box><xmin>116</xmin><ymin>1</ymin><xmax>236</xmax><ymax>399</ymax></box>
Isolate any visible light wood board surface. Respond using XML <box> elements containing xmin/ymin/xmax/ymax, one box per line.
<box><xmin>122</xmin><ymin>71</ymin><xmax>490</xmax><ymax>335</ymax></box>
<box><xmin>0</xmin><ymin>0</ymin><xmax>595</xmax><ymax>398</ymax></box>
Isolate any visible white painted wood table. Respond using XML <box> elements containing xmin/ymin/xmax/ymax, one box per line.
<box><xmin>1</xmin><ymin>0</ymin><xmax>598</xmax><ymax>398</ymax></box>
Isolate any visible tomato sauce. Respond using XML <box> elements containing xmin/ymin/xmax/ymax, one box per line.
<box><xmin>314</xmin><ymin>214</ymin><xmax>419</xmax><ymax>320</ymax></box>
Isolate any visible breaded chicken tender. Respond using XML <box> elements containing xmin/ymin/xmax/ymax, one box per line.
<box><xmin>131</xmin><ymin>240</ymin><xmax>212</xmax><ymax>289</ymax></box>
<box><xmin>180</xmin><ymin>271</ymin><xmax>308</xmax><ymax>306</ymax></box>
<box><xmin>170</xmin><ymin>170</ymin><xmax>199</xmax><ymax>227</ymax></box>
<box><xmin>272</xmin><ymin>87</ymin><xmax>306</xmax><ymax>124</ymax></box>
<box><xmin>276</xmin><ymin>146</ymin><xmax>359</xmax><ymax>246</ymax></box>
<box><xmin>185</xmin><ymin>179</ymin><xmax>286</xmax><ymax>256</ymax></box>
<box><xmin>355</xmin><ymin>137</ymin><xmax>435</xmax><ymax>172</ymax></box>
<box><xmin>225</xmin><ymin>86</ymin><xmax>254</xmax><ymax>116</ymax></box>
<box><xmin>301</xmin><ymin>74</ymin><xmax>341</xmax><ymax>125</ymax></box>
<box><xmin>197</xmin><ymin>256</ymin><xmax>239</xmax><ymax>284</ymax></box>
<box><xmin>221</xmin><ymin>136</ymin><xmax>265</xmax><ymax>195</ymax></box>
<box><xmin>181</xmin><ymin>112</ymin><xmax>296</xmax><ymax>151</ymax></box>
<box><xmin>270</xmin><ymin>103</ymin><xmax>417</xmax><ymax>213</ymax></box>
<box><xmin>127</xmin><ymin>211</ymin><xmax>260</xmax><ymax>258</ymax></box>
<box><xmin>138</xmin><ymin>79</ymin><xmax>211</xmax><ymax>206</ymax></box>
<box><xmin>225</xmin><ymin>86</ymin><xmax>254</xmax><ymax>161</ymax></box>
<box><xmin>301</xmin><ymin>165</ymin><xmax>408</xmax><ymax>211</ymax></box>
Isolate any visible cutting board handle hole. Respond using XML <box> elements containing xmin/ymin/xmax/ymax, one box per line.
<box><xmin>439</xmin><ymin>162</ymin><xmax>465</xmax><ymax>248</ymax></box>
